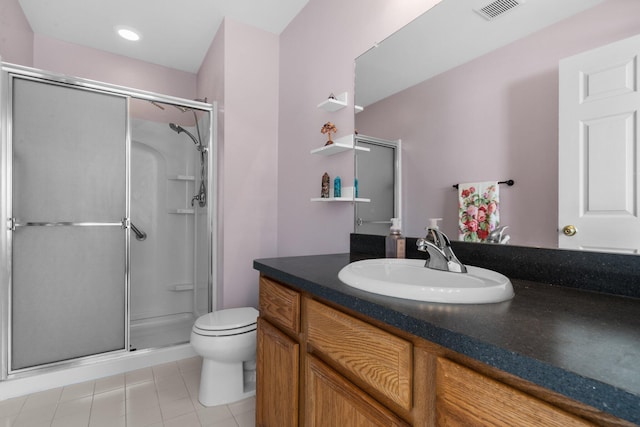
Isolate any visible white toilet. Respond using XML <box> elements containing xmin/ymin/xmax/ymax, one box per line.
<box><xmin>190</xmin><ymin>307</ymin><xmax>259</xmax><ymax>406</ymax></box>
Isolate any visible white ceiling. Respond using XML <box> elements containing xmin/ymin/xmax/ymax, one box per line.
<box><xmin>18</xmin><ymin>0</ymin><xmax>310</xmax><ymax>73</ymax></box>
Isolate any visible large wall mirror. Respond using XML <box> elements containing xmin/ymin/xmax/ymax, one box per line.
<box><xmin>355</xmin><ymin>0</ymin><xmax>640</xmax><ymax>253</ymax></box>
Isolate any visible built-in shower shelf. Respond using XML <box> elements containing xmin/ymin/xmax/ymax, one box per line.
<box><xmin>168</xmin><ymin>175</ymin><xmax>195</xmax><ymax>181</ymax></box>
<box><xmin>168</xmin><ymin>209</ymin><xmax>195</xmax><ymax>214</ymax></box>
<box><xmin>171</xmin><ymin>284</ymin><xmax>194</xmax><ymax>292</ymax></box>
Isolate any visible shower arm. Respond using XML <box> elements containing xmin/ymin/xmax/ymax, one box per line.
<box><xmin>169</xmin><ymin>123</ymin><xmax>205</xmax><ymax>151</ymax></box>
<box><xmin>180</xmin><ymin>127</ymin><xmax>201</xmax><ymax>149</ymax></box>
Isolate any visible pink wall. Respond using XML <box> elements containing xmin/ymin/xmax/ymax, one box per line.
<box><xmin>33</xmin><ymin>36</ymin><xmax>197</xmax><ymax>122</ymax></box>
<box><xmin>0</xmin><ymin>0</ymin><xmax>33</xmax><ymax>66</ymax></box>
<box><xmin>276</xmin><ymin>0</ymin><xmax>441</xmax><ymax>256</ymax></box>
<box><xmin>10</xmin><ymin>0</ymin><xmax>626</xmax><ymax>308</ymax></box>
<box><xmin>33</xmin><ymin>35</ymin><xmax>197</xmax><ymax>100</ymax></box>
<box><xmin>355</xmin><ymin>0</ymin><xmax>640</xmax><ymax>248</ymax></box>
<box><xmin>198</xmin><ymin>21</ymin><xmax>226</xmax><ymax>308</ymax></box>
<box><xmin>215</xmin><ymin>20</ymin><xmax>279</xmax><ymax>309</ymax></box>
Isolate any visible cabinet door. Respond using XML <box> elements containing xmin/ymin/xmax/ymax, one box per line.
<box><xmin>437</xmin><ymin>358</ymin><xmax>594</xmax><ymax>426</ymax></box>
<box><xmin>306</xmin><ymin>355</ymin><xmax>409</xmax><ymax>427</ymax></box>
<box><xmin>257</xmin><ymin>318</ymin><xmax>299</xmax><ymax>427</ymax></box>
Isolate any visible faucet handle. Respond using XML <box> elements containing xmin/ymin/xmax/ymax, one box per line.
<box><xmin>419</xmin><ymin>228</ymin><xmax>467</xmax><ymax>273</ymax></box>
<box><xmin>416</xmin><ymin>238</ymin><xmax>450</xmax><ymax>271</ymax></box>
<box><xmin>425</xmin><ymin>227</ymin><xmax>450</xmax><ymax>249</ymax></box>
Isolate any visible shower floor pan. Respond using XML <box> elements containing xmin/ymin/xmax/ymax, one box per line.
<box><xmin>130</xmin><ymin>312</ymin><xmax>195</xmax><ymax>350</ymax></box>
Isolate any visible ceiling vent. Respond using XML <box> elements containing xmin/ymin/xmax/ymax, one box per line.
<box><xmin>474</xmin><ymin>0</ymin><xmax>525</xmax><ymax>21</ymax></box>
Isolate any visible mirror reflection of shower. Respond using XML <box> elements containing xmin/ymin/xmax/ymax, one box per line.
<box><xmin>168</xmin><ymin>101</ymin><xmax>208</xmax><ymax>207</ymax></box>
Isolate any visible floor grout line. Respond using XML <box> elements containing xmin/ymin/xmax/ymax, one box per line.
<box><xmin>2</xmin><ymin>356</ymin><xmax>256</xmax><ymax>427</ymax></box>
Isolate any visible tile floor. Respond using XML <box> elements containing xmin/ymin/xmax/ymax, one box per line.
<box><xmin>0</xmin><ymin>356</ymin><xmax>255</xmax><ymax>427</ymax></box>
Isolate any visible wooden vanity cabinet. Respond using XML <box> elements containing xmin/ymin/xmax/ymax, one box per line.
<box><xmin>256</xmin><ymin>277</ymin><xmax>301</xmax><ymax>427</ymax></box>
<box><xmin>257</xmin><ymin>275</ymin><xmax>628</xmax><ymax>427</ymax></box>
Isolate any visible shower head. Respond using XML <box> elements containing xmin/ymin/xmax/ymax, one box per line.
<box><xmin>169</xmin><ymin>123</ymin><xmax>203</xmax><ymax>150</ymax></box>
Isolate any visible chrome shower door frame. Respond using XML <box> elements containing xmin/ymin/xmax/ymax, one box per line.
<box><xmin>354</xmin><ymin>135</ymin><xmax>402</xmax><ymax>236</ymax></box>
<box><xmin>2</xmin><ymin>67</ymin><xmax>131</xmax><ymax>375</ymax></box>
<box><xmin>0</xmin><ymin>62</ymin><xmax>216</xmax><ymax>379</ymax></box>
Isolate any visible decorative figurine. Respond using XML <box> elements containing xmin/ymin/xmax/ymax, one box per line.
<box><xmin>321</xmin><ymin>122</ymin><xmax>337</xmax><ymax>146</ymax></box>
<box><xmin>321</xmin><ymin>172</ymin><xmax>330</xmax><ymax>198</ymax></box>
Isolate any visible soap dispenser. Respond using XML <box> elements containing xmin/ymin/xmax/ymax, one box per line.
<box><xmin>385</xmin><ymin>218</ymin><xmax>406</xmax><ymax>258</ymax></box>
<box><xmin>428</xmin><ymin>218</ymin><xmax>443</xmax><ymax>230</ymax></box>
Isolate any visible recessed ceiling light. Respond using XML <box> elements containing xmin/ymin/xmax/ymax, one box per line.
<box><xmin>116</xmin><ymin>26</ymin><xmax>141</xmax><ymax>41</ymax></box>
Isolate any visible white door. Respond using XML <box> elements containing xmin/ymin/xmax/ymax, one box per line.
<box><xmin>558</xmin><ymin>34</ymin><xmax>640</xmax><ymax>253</ymax></box>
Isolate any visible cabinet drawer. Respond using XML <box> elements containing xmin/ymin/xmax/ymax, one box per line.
<box><xmin>437</xmin><ymin>358</ymin><xmax>594</xmax><ymax>426</ymax></box>
<box><xmin>305</xmin><ymin>298</ymin><xmax>412</xmax><ymax>411</ymax></box>
<box><xmin>259</xmin><ymin>276</ymin><xmax>300</xmax><ymax>335</ymax></box>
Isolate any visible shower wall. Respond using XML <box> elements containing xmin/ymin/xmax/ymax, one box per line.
<box><xmin>130</xmin><ymin>118</ymin><xmax>199</xmax><ymax>324</ymax></box>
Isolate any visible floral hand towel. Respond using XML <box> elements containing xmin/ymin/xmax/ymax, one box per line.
<box><xmin>458</xmin><ymin>181</ymin><xmax>499</xmax><ymax>242</ymax></box>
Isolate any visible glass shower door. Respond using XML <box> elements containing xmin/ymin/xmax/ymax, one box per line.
<box><xmin>10</xmin><ymin>76</ymin><xmax>128</xmax><ymax>371</ymax></box>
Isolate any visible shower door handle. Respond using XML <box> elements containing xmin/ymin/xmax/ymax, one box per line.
<box><xmin>129</xmin><ymin>222</ymin><xmax>147</xmax><ymax>241</ymax></box>
<box><xmin>9</xmin><ymin>218</ymin><xmax>124</xmax><ymax>230</ymax></box>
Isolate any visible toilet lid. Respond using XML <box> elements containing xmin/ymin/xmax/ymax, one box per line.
<box><xmin>194</xmin><ymin>307</ymin><xmax>258</xmax><ymax>331</ymax></box>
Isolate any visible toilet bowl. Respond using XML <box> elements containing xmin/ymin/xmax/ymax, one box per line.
<box><xmin>190</xmin><ymin>307</ymin><xmax>259</xmax><ymax>406</ymax></box>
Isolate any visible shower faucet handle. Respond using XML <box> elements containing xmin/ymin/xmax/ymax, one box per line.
<box><xmin>192</xmin><ymin>194</ymin><xmax>205</xmax><ymax>207</ymax></box>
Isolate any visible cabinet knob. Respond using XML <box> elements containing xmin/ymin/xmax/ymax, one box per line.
<box><xmin>562</xmin><ymin>225</ymin><xmax>577</xmax><ymax>236</ymax></box>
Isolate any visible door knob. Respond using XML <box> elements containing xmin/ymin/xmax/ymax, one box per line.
<box><xmin>562</xmin><ymin>225</ymin><xmax>577</xmax><ymax>236</ymax></box>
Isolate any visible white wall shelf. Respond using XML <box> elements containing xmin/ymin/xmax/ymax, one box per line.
<box><xmin>310</xmin><ymin>134</ymin><xmax>370</xmax><ymax>156</ymax></box>
<box><xmin>317</xmin><ymin>92</ymin><xmax>348</xmax><ymax>112</ymax></box>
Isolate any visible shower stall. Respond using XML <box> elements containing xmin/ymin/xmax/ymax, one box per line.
<box><xmin>0</xmin><ymin>63</ymin><xmax>215</xmax><ymax>381</ymax></box>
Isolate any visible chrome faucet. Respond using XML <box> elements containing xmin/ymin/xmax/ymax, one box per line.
<box><xmin>417</xmin><ymin>228</ymin><xmax>467</xmax><ymax>273</ymax></box>
<box><xmin>486</xmin><ymin>225</ymin><xmax>510</xmax><ymax>244</ymax></box>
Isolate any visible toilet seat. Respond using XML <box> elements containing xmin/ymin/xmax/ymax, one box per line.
<box><xmin>192</xmin><ymin>307</ymin><xmax>258</xmax><ymax>337</ymax></box>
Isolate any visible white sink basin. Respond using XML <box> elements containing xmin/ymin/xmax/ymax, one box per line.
<box><xmin>338</xmin><ymin>258</ymin><xmax>514</xmax><ymax>304</ymax></box>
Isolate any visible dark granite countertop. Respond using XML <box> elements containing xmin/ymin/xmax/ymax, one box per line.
<box><xmin>254</xmin><ymin>253</ymin><xmax>640</xmax><ymax>425</ymax></box>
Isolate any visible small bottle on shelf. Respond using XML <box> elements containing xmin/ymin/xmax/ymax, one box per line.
<box><xmin>334</xmin><ymin>176</ymin><xmax>341</xmax><ymax>197</ymax></box>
